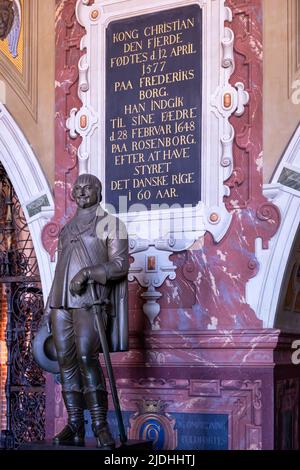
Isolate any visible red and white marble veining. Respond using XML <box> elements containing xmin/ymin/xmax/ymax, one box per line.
<box><xmin>42</xmin><ymin>0</ymin><xmax>84</xmax><ymax>262</ymax></box>
<box><xmin>155</xmin><ymin>0</ymin><xmax>280</xmax><ymax>332</ymax></box>
<box><xmin>43</xmin><ymin>0</ymin><xmax>280</xmax><ymax>329</ymax></box>
<box><xmin>44</xmin><ymin>0</ymin><xmax>300</xmax><ymax>450</ymax></box>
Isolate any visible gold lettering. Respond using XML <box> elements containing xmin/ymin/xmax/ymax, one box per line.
<box><xmin>111</xmin><ymin>143</ymin><xmax>128</xmax><ymax>153</ymax></box>
<box><xmin>163</xmin><ymin>148</ymin><xmax>191</xmax><ymax>160</ymax></box>
<box><xmin>144</xmin><ymin>18</ymin><xmax>195</xmax><ymax>37</ymax></box>
<box><xmin>150</xmin><ymin>97</ymin><xmax>184</xmax><ymax>111</ymax></box>
<box><xmin>147</xmin><ymin>33</ymin><xmax>183</xmax><ymax>49</ymax></box>
<box><xmin>111</xmin><ymin>117</ymin><xmax>126</xmax><ymax>128</ymax></box>
<box><xmin>114</xmin><ymin>153</ymin><xmax>145</xmax><ymax>165</ymax></box>
<box><xmin>131</xmin><ymin>113</ymin><xmax>155</xmax><ymax>126</ymax></box>
<box><xmin>161</xmin><ymin>107</ymin><xmax>197</xmax><ymax>122</ymax></box>
<box><xmin>131</xmin><ymin>124</ymin><xmax>171</xmax><ymax>139</ymax></box>
<box><xmin>171</xmin><ymin>172</ymin><xmax>195</xmax><ymax>185</ymax></box>
<box><xmin>124</xmin><ymin>103</ymin><xmax>146</xmax><ymax>114</ymax></box>
<box><xmin>113</xmin><ymin>29</ymin><xmax>139</xmax><ymax>43</ymax></box>
<box><xmin>131</xmin><ymin>135</ymin><xmax>195</xmax><ymax>151</ymax></box>
<box><xmin>139</xmin><ymin>69</ymin><xmax>195</xmax><ymax>88</ymax></box>
<box><xmin>170</xmin><ymin>43</ymin><xmax>197</xmax><ymax>57</ymax></box>
<box><xmin>133</xmin><ymin>162</ymin><xmax>171</xmax><ymax>176</ymax></box>
<box><xmin>114</xmin><ymin>80</ymin><xmax>133</xmax><ymax>92</ymax></box>
<box><xmin>110</xmin><ymin>53</ymin><xmax>148</xmax><ymax>68</ymax></box>
<box><xmin>111</xmin><ymin>179</ymin><xmax>130</xmax><ymax>190</ymax></box>
<box><xmin>139</xmin><ymin>87</ymin><xmax>167</xmax><ymax>100</ymax></box>
<box><xmin>155</xmin><ymin>187</ymin><xmax>178</xmax><ymax>199</ymax></box>
<box><xmin>124</xmin><ymin>40</ymin><xmax>143</xmax><ymax>53</ymax></box>
<box><xmin>133</xmin><ymin>175</ymin><xmax>168</xmax><ymax>188</ymax></box>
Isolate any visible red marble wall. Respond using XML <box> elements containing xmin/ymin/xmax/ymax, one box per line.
<box><xmin>43</xmin><ymin>0</ymin><xmax>299</xmax><ymax>450</ymax></box>
<box><xmin>155</xmin><ymin>0</ymin><xmax>279</xmax><ymax>333</ymax></box>
<box><xmin>42</xmin><ymin>0</ymin><xmax>84</xmax><ymax>261</ymax></box>
<box><xmin>43</xmin><ymin>0</ymin><xmax>280</xmax><ymax>329</ymax></box>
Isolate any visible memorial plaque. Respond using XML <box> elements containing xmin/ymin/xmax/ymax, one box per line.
<box><xmin>106</xmin><ymin>5</ymin><xmax>202</xmax><ymax>212</ymax></box>
<box><xmin>176</xmin><ymin>412</ymin><xmax>228</xmax><ymax>450</ymax></box>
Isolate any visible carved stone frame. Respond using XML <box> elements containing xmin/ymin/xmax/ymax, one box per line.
<box><xmin>68</xmin><ymin>0</ymin><xmax>249</xmax><ymax>324</ymax></box>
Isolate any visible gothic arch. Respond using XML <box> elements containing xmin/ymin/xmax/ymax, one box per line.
<box><xmin>0</xmin><ymin>103</ymin><xmax>54</xmax><ymax>300</ymax></box>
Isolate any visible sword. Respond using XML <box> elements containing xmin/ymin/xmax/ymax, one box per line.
<box><xmin>88</xmin><ymin>280</ymin><xmax>127</xmax><ymax>444</ymax></box>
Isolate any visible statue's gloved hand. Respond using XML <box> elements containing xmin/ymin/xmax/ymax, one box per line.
<box><xmin>70</xmin><ymin>268</ymin><xmax>90</xmax><ymax>296</ymax></box>
<box><xmin>70</xmin><ymin>265</ymin><xmax>107</xmax><ymax>296</ymax></box>
<box><xmin>85</xmin><ymin>265</ymin><xmax>107</xmax><ymax>285</ymax></box>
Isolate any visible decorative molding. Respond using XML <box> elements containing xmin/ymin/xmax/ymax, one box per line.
<box><xmin>219</xmin><ymin>1</ymin><xmax>268</xmax><ymax>211</ymax></box>
<box><xmin>118</xmin><ymin>377</ymin><xmax>262</xmax><ymax>450</ymax></box>
<box><xmin>66</xmin><ymin>0</ymin><xmax>250</xmax><ymax>321</ymax></box>
<box><xmin>0</xmin><ymin>0</ymin><xmax>38</xmax><ymax>120</ymax></box>
<box><xmin>0</xmin><ymin>103</ymin><xmax>55</xmax><ymax>301</ymax></box>
<box><xmin>246</xmin><ymin>124</ymin><xmax>300</xmax><ymax>331</ymax></box>
<box><xmin>42</xmin><ymin>0</ymin><xmax>85</xmax><ymax>261</ymax></box>
<box><xmin>69</xmin><ymin>0</ymin><xmax>248</xmax><ymax>242</ymax></box>
<box><xmin>110</xmin><ymin>329</ymin><xmax>284</xmax><ymax>368</ymax></box>
<box><xmin>128</xmin><ymin>237</ymin><xmax>199</xmax><ymax>327</ymax></box>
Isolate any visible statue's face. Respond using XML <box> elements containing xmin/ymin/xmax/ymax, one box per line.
<box><xmin>72</xmin><ymin>181</ymin><xmax>99</xmax><ymax>209</ymax></box>
<box><xmin>0</xmin><ymin>1</ymin><xmax>14</xmax><ymax>40</ymax></box>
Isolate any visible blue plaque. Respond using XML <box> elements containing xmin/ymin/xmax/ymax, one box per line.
<box><xmin>175</xmin><ymin>412</ymin><xmax>228</xmax><ymax>450</ymax></box>
<box><xmin>106</xmin><ymin>5</ymin><xmax>202</xmax><ymax>212</ymax></box>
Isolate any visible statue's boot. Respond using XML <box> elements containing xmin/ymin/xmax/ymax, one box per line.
<box><xmin>53</xmin><ymin>391</ymin><xmax>85</xmax><ymax>446</ymax></box>
<box><xmin>85</xmin><ymin>390</ymin><xmax>115</xmax><ymax>449</ymax></box>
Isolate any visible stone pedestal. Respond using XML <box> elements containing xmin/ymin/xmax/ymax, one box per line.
<box><xmin>20</xmin><ymin>439</ymin><xmax>152</xmax><ymax>451</ymax></box>
<box><xmin>46</xmin><ymin>329</ymin><xmax>300</xmax><ymax>450</ymax></box>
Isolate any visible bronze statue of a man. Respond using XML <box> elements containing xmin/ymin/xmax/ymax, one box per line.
<box><xmin>0</xmin><ymin>0</ymin><xmax>14</xmax><ymax>40</ymax></box>
<box><xmin>42</xmin><ymin>174</ymin><xmax>129</xmax><ymax>448</ymax></box>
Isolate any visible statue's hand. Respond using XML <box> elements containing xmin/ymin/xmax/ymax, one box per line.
<box><xmin>85</xmin><ymin>265</ymin><xmax>107</xmax><ymax>285</ymax></box>
<box><xmin>70</xmin><ymin>268</ymin><xmax>90</xmax><ymax>296</ymax></box>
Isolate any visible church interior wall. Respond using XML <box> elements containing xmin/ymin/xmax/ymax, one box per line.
<box><xmin>0</xmin><ymin>0</ymin><xmax>55</xmax><ymax>185</ymax></box>
<box><xmin>263</xmin><ymin>0</ymin><xmax>300</xmax><ymax>183</ymax></box>
<box><xmin>1</xmin><ymin>0</ymin><xmax>300</xmax><ymax>451</ymax></box>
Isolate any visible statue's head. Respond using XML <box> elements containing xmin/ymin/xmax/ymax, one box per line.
<box><xmin>0</xmin><ymin>0</ymin><xmax>14</xmax><ymax>40</ymax></box>
<box><xmin>72</xmin><ymin>173</ymin><xmax>102</xmax><ymax>209</ymax></box>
